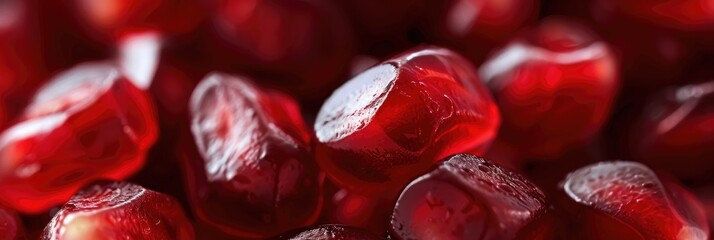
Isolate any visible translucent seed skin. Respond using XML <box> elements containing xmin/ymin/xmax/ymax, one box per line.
<box><xmin>315</xmin><ymin>46</ymin><xmax>501</xmax><ymax>196</ymax></box>
<box><xmin>391</xmin><ymin>154</ymin><xmax>555</xmax><ymax>240</ymax></box>
<box><xmin>41</xmin><ymin>181</ymin><xmax>194</xmax><ymax>240</ymax></box>
<box><xmin>0</xmin><ymin>62</ymin><xmax>158</xmax><ymax>214</ymax></box>
<box><xmin>183</xmin><ymin>73</ymin><xmax>322</xmax><ymax>238</ymax></box>
<box><xmin>561</xmin><ymin>161</ymin><xmax>709</xmax><ymax>240</ymax></box>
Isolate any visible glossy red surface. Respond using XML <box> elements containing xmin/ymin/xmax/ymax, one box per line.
<box><xmin>314</xmin><ymin>46</ymin><xmax>500</xmax><ymax>196</ymax></box>
<box><xmin>205</xmin><ymin>0</ymin><xmax>354</xmax><ymax>101</ymax></box>
<box><xmin>0</xmin><ymin>62</ymin><xmax>158</xmax><ymax>213</ymax></box>
<box><xmin>560</xmin><ymin>161</ymin><xmax>709</xmax><ymax>239</ymax></box>
<box><xmin>481</xmin><ymin>18</ymin><xmax>619</xmax><ymax>159</ymax></box>
<box><xmin>390</xmin><ymin>154</ymin><xmax>555</xmax><ymax>239</ymax></box>
<box><xmin>279</xmin><ymin>225</ymin><xmax>382</xmax><ymax>240</ymax></box>
<box><xmin>183</xmin><ymin>73</ymin><xmax>321</xmax><ymax>238</ymax></box>
<box><xmin>41</xmin><ymin>181</ymin><xmax>194</xmax><ymax>240</ymax></box>
<box><xmin>629</xmin><ymin>81</ymin><xmax>714</xmax><ymax>180</ymax></box>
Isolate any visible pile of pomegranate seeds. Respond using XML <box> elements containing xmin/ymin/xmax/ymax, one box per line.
<box><xmin>1</xmin><ymin>1</ymin><xmax>713</xmax><ymax>239</ymax></box>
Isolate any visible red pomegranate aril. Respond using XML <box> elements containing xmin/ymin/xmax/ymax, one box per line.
<box><xmin>628</xmin><ymin>80</ymin><xmax>714</xmax><ymax>180</ymax></box>
<box><xmin>183</xmin><ymin>73</ymin><xmax>321</xmax><ymax>238</ymax></box>
<box><xmin>0</xmin><ymin>62</ymin><xmax>158</xmax><ymax>214</ymax></box>
<box><xmin>481</xmin><ymin>18</ymin><xmax>619</xmax><ymax>159</ymax></box>
<box><xmin>390</xmin><ymin>154</ymin><xmax>556</xmax><ymax>240</ymax></box>
<box><xmin>560</xmin><ymin>161</ymin><xmax>710</xmax><ymax>239</ymax></box>
<box><xmin>204</xmin><ymin>0</ymin><xmax>354</xmax><ymax>101</ymax></box>
<box><xmin>315</xmin><ymin>46</ymin><xmax>500</xmax><ymax>195</ymax></box>
<box><xmin>279</xmin><ymin>225</ymin><xmax>383</xmax><ymax>240</ymax></box>
<box><xmin>70</xmin><ymin>0</ymin><xmax>205</xmax><ymax>38</ymax></box>
<box><xmin>41</xmin><ymin>181</ymin><xmax>194</xmax><ymax>240</ymax></box>
<box><xmin>0</xmin><ymin>205</ymin><xmax>24</xmax><ymax>240</ymax></box>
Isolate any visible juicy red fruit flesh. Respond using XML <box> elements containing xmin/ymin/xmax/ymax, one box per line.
<box><xmin>315</xmin><ymin>46</ymin><xmax>500</xmax><ymax>195</ymax></box>
<box><xmin>0</xmin><ymin>62</ymin><xmax>158</xmax><ymax>214</ymax></box>
<box><xmin>481</xmin><ymin>18</ymin><xmax>619</xmax><ymax>159</ymax></box>
<box><xmin>183</xmin><ymin>73</ymin><xmax>322</xmax><ymax>238</ymax></box>
<box><xmin>390</xmin><ymin>154</ymin><xmax>556</xmax><ymax>240</ymax></box>
<box><xmin>560</xmin><ymin>161</ymin><xmax>710</xmax><ymax>239</ymax></box>
<box><xmin>41</xmin><ymin>181</ymin><xmax>194</xmax><ymax>240</ymax></box>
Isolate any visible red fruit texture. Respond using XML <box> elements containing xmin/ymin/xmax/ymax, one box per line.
<box><xmin>205</xmin><ymin>0</ymin><xmax>354</xmax><ymax>101</ymax></box>
<box><xmin>0</xmin><ymin>205</ymin><xmax>25</xmax><ymax>240</ymax></box>
<box><xmin>279</xmin><ymin>225</ymin><xmax>383</xmax><ymax>240</ymax></box>
<box><xmin>0</xmin><ymin>62</ymin><xmax>158</xmax><ymax>213</ymax></box>
<box><xmin>183</xmin><ymin>73</ymin><xmax>322</xmax><ymax>238</ymax></box>
<box><xmin>480</xmin><ymin>18</ymin><xmax>619</xmax><ymax>159</ymax></box>
<box><xmin>41</xmin><ymin>181</ymin><xmax>194</xmax><ymax>240</ymax></box>
<box><xmin>314</xmin><ymin>46</ymin><xmax>500</xmax><ymax>195</ymax></box>
<box><xmin>561</xmin><ymin>161</ymin><xmax>709</xmax><ymax>240</ymax></box>
<box><xmin>628</xmin><ymin>80</ymin><xmax>714</xmax><ymax>180</ymax></box>
<box><xmin>390</xmin><ymin>154</ymin><xmax>556</xmax><ymax>240</ymax></box>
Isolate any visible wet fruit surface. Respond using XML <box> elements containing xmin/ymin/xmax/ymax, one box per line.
<box><xmin>628</xmin><ymin>81</ymin><xmax>714</xmax><ymax>180</ymax></box>
<box><xmin>481</xmin><ymin>18</ymin><xmax>619</xmax><ymax>159</ymax></box>
<box><xmin>279</xmin><ymin>224</ymin><xmax>383</xmax><ymax>240</ymax></box>
<box><xmin>391</xmin><ymin>154</ymin><xmax>554</xmax><ymax>240</ymax></box>
<box><xmin>183</xmin><ymin>72</ymin><xmax>321</xmax><ymax>238</ymax></box>
<box><xmin>0</xmin><ymin>62</ymin><xmax>158</xmax><ymax>213</ymax></box>
<box><xmin>41</xmin><ymin>181</ymin><xmax>194</xmax><ymax>240</ymax></box>
<box><xmin>561</xmin><ymin>161</ymin><xmax>709</xmax><ymax>239</ymax></box>
<box><xmin>315</xmin><ymin>46</ymin><xmax>500</xmax><ymax>195</ymax></box>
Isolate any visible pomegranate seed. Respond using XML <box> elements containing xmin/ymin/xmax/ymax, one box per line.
<box><xmin>204</xmin><ymin>0</ymin><xmax>354</xmax><ymax>101</ymax></box>
<box><xmin>0</xmin><ymin>205</ymin><xmax>25</xmax><ymax>240</ymax></box>
<box><xmin>41</xmin><ymin>181</ymin><xmax>194</xmax><ymax>240</ymax></box>
<box><xmin>628</xmin><ymin>80</ymin><xmax>714</xmax><ymax>180</ymax></box>
<box><xmin>279</xmin><ymin>225</ymin><xmax>382</xmax><ymax>240</ymax></box>
<box><xmin>183</xmin><ymin>73</ymin><xmax>321</xmax><ymax>238</ymax></box>
<box><xmin>481</xmin><ymin>18</ymin><xmax>619</xmax><ymax>159</ymax></box>
<box><xmin>315</xmin><ymin>46</ymin><xmax>500</xmax><ymax>195</ymax></box>
<box><xmin>0</xmin><ymin>62</ymin><xmax>158</xmax><ymax>213</ymax></box>
<box><xmin>561</xmin><ymin>161</ymin><xmax>709</xmax><ymax>239</ymax></box>
<box><xmin>391</xmin><ymin>154</ymin><xmax>556</xmax><ymax>239</ymax></box>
